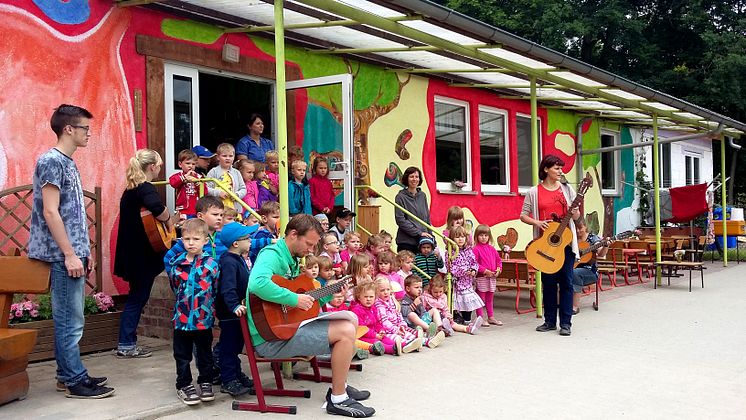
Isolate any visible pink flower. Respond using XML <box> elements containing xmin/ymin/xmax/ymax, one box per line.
<box><xmin>14</xmin><ymin>309</ymin><xmax>23</xmax><ymax>318</ymax></box>
<box><xmin>30</xmin><ymin>310</ymin><xmax>39</xmax><ymax>318</ymax></box>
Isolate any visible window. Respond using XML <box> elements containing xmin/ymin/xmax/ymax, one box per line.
<box><xmin>517</xmin><ymin>114</ymin><xmax>542</xmax><ymax>190</ymax></box>
<box><xmin>600</xmin><ymin>130</ymin><xmax>620</xmax><ymax>194</ymax></box>
<box><xmin>434</xmin><ymin>98</ymin><xmax>471</xmax><ymax>190</ymax></box>
<box><xmin>685</xmin><ymin>154</ymin><xmax>701</xmax><ymax>185</ymax></box>
<box><xmin>659</xmin><ymin>143</ymin><xmax>672</xmax><ymax>188</ymax></box>
<box><xmin>478</xmin><ymin>106</ymin><xmax>509</xmax><ymax>192</ymax></box>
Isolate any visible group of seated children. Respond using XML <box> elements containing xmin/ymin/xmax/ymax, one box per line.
<box><xmin>165</xmin><ymin>157</ymin><xmax>507</xmax><ymax>406</ymax></box>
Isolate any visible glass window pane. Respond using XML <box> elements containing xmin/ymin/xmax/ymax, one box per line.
<box><xmin>435</xmin><ymin>101</ymin><xmax>467</xmax><ymax>184</ymax></box>
<box><xmin>685</xmin><ymin>156</ymin><xmax>692</xmax><ymax>185</ymax></box>
<box><xmin>517</xmin><ymin>116</ymin><xmax>532</xmax><ymax>187</ymax></box>
<box><xmin>694</xmin><ymin>157</ymin><xmax>700</xmax><ymax>184</ymax></box>
<box><xmin>173</xmin><ymin>75</ymin><xmax>193</xmax><ymax>170</ymax></box>
<box><xmin>601</xmin><ymin>134</ymin><xmax>616</xmax><ymax>190</ymax></box>
<box><xmin>662</xmin><ymin>143</ymin><xmax>671</xmax><ymax>188</ymax></box>
<box><xmin>479</xmin><ymin>110</ymin><xmax>506</xmax><ymax>186</ymax></box>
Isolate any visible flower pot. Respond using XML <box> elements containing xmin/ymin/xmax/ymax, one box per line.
<box><xmin>9</xmin><ymin>312</ymin><xmax>121</xmax><ymax>362</ymax></box>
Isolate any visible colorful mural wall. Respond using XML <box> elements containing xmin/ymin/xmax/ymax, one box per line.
<box><xmin>0</xmin><ymin>0</ymin><xmax>614</xmax><ymax>296</ymax></box>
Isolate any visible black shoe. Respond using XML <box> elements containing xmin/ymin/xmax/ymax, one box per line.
<box><xmin>535</xmin><ymin>323</ymin><xmax>557</xmax><ymax>332</ymax></box>
<box><xmin>199</xmin><ymin>382</ymin><xmax>215</xmax><ymax>402</ymax></box>
<box><xmin>57</xmin><ymin>375</ymin><xmax>107</xmax><ymax>392</ymax></box>
<box><xmin>177</xmin><ymin>384</ymin><xmax>201</xmax><ymax>405</ymax></box>
<box><xmin>238</xmin><ymin>373</ymin><xmax>254</xmax><ymax>390</ymax></box>
<box><xmin>559</xmin><ymin>326</ymin><xmax>572</xmax><ymax>336</ymax></box>
<box><xmin>572</xmin><ymin>308</ymin><xmax>580</xmax><ymax>315</ymax></box>
<box><xmin>345</xmin><ymin>385</ymin><xmax>370</xmax><ymax>401</ymax></box>
<box><xmin>221</xmin><ymin>379</ymin><xmax>251</xmax><ymax>397</ymax></box>
<box><xmin>325</xmin><ymin>389</ymin><xmax>375</xmax><ymax>418</ymax></box>
<box><xmin>65</xmin><ymin>378</ymin><xmax>115</xmax><ymax>399</ymax></box>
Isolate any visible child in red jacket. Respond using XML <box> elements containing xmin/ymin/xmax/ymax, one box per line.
<box><xmin>308</xmin><ymin>156</ymin><xmax>335</xmax><ymax>216</ymax></box>
<box><xmin>169</xmin><ymin>149</ymin><xmax>203</xmax><ymax>219</ymax></box>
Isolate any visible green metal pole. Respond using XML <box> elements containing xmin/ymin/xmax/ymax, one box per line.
<box><xmin>721</xmin><ymin>137</ymin><xmax>728</xmax><ymax>266</ymax></box>
<box><xmin>530</xmin><ymin>77</ymin><xmax>542</xmax><ymax>318</ymax></box>
<box><xmin>275</xmin><ymin>0</ymin><xmax>290</xmax><ymax>232</ymax></box>
<box><xmin>652</xmin><ymin>114</ymin><xmax>662</xmax><ymax>285</ymax></box>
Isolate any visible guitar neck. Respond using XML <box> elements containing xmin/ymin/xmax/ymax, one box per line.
<box><xmin>555</xmin><ymin>192</ymin><xmax>584</xmax><ymax>236</ymax></box>
<box><xmin>580</xmin><ymin>231</ymin><xmax>634</xmax><ymax>256</ymax></box>
<box><xmin>306</xmin><ymin>277</ymin><xmax>348</xmax><ymax>300</ymax></box>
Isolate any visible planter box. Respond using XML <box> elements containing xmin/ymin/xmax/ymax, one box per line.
<box><xmin>9</xmin><ymin>312</ymin><xmax>121</xmax><ymax>362</ymax></box>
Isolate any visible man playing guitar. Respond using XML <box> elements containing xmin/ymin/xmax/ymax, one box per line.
<box><xmin>572</xmin><ymin>219</ymin><xmax>610</xmax><ymax>314</ymax></box>
<box><xmin>247</xmin><ymin>214</ymin><xmax>375</xmax><ymax>418</ymax></box>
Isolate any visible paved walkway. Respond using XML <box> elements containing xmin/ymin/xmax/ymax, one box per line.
<box><xmin>5</xmin><ymin>262</ymin><xmax>746</xmax><ymax>419</ymax></box>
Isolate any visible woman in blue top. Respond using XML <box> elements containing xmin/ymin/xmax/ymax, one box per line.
<box><xmin>236</xmin><ymin>113</ymin><xmax>274</xmax><ymax>162</ymax></box>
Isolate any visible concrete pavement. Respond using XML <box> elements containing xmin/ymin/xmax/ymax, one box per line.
<box><xmin>4</xmin><ymin>261</ymin><xmax>745</xmax><ymax>419</ymax></box>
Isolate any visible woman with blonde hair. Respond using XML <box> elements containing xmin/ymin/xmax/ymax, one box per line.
<box><xmin>114</xmin><ymin>149</ymin><xmax>174</xmax><ymax>358</ymax></box>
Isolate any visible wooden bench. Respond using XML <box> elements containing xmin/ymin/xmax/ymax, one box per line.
<box><xmin>655</xmin><ymin>261</ymin><xmax>705</xmax><ymax>292</ymax></box>
<box><xmin>496</xmin><ymin>259</ymin><xmax>536</xmax><ymax>314</ymax></box>
<box><xmin>0</xmin><ymin>256</ymin><xmax>50</xmax><ymax>405</ymax></box>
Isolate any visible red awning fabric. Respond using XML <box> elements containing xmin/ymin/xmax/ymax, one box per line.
<box><xmin>666</xmin><ymin>183</ymin><xmax>708</xmax><ymax>223</ymax></box>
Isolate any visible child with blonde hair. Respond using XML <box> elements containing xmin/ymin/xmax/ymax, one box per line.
<box><xmin>340</xmin><ymin>231</ymin><xmax>363</xmax><ymax>272</ymax></box>
<box><xmin>222</xmin><ymin>207</ymin><xmax>238</xmax><ymax>224</ymax></box>
<box><xmin>447</xmin><ymin>226</ymin><xmax>484</xmax><ymax>326</ymax></box>
<box><xmin>422</xmin><ymin>275</ymin><xmax>479</xmax><ymax>335</ymax></box>
<box><xmin>400</xmin><ymin>275</ymin><xmax>446</xmax><ymax>347</ymax></box>
<box><xmin>303</xmin><ymin>254</ymin><xmax>320</xmax><ymax>282</ymax></box>
<box><xmin>376</xmin><ymin>251</ymin><xmax>404</xmax><ymax>300</ymax></box>
<box><xmin>169</xmin><ymin>149</ymin><xmax>203</xmax><ymax>220</ymax></box>
<box><xmin>207</xmin><ymin>143</ymin><xmax>246</xmax><ymax>214</ymax></box>
<box><xmin>264</xmin><ymin>150</ymin><xmax>280</xmax><ymax>197</ymax></box>
<box><xmin>374</xmin><ymin>277</ymin><xmax>423</xmax><ymax>353</ymax></box>
<box><xmin>235</xmin><ymin>159</ymin><xmax>258</xmax><ymax>211</ymax></box>
<box><xmin>378</xmin><ymin>230</ymin><xmax>393</xmax><ymax>252</ymax></box>
<box><xmin>396</xmin><ymin>250</ymin><xmax>415</xmax><ymax>280</ymax></box>
<box><xmin>349</xmin><ymin>281</ymin><xmax>395</xmax><ymax>356</ymax></box>
<box><xmin>255</xmin><ymin>162</ymin><xmax>277</xmax><ymax>206</ymax></box>
<box><xmin>309</xmin><ymin>156</ymin><xmax>335</xmax><ymax>216</ymax></box>
<box><xmin>319</xmin><ymin>232</ymin><xmax>343</xmax><ymax>277</ymax></box>
<box><xmin>364</xmin><ymin>234</ymin><xmax>385</xmax><ymax>277</ymax></box>
<box><xmin>473</xmin><ymin>224</ymin><xmax>503</xmax><ymax>326</ymax></box>
<box><xmin>316</xmin><ymin>256</ymin><xmax>337</xmax><ymax>288</ymax></box>
<box><xmin>288</xmin><ymin>160</ymin><xmax>312</xmax><ymax>216</ymax></box>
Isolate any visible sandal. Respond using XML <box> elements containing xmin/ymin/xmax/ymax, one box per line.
<box><xmin>487</xmin><ymin>318</ymin><xmax>503</xmax><ymax>326</ymax></box>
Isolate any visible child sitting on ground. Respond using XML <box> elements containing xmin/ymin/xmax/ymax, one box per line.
<box><xmin>340</xmin><ymin>231</ymin><xmax>363</xmax><ymax>273</ymax></box>
<box><xmin>400</xmin><ymin>275</ymin><xmax>446</xmax><ymax>348</ymax></box>
<box><xmin>347</xmin><ymin>254</ymin><xmax>372</xmax><ymax>301</ymax></box>
<box><xmin>166</xmin><ymin>219</ymin><xmax>220</xmax><ymax>405</ymax></box>
<box><xmin>288</xmin><ymin>159</ymin><xmax>312</xmax><ymax>216</ymax></box>
<box><xmin>329</xmin><ymin>207</ymin><xmax>356</xmax><ymax>247</ymax></box>
<box><xmin>414</xmin><ymin>237</ymin><xmax>443</xmax><ymax>287</ymax></box>
<box><xmin>207</xmin><ymin>143</ymin><xmax>246</xmax><ymax>214</ymax></box>
<box><xmin>349</xmin><ymin>281</ymin><xmax>395</xmax><ymax>356</ymax></box>
<box><xmin>421</xmin><ymin>274</ymin><xmax>480</xmax><ymax>335</ymax></box>
<box><xmin>316</xmin><ymin>255</ymin><xmax>336</xmax><ymax>288</ymax></box>
<box><xmin>248</xmin><ymin>201</ymin><xmax>280</xmax><ymax>264</ymax></box>
<box><xmin>169</xmin><ymin>149</ymin><xmax>203</xmax><ymax>220</ymax></box>
<box><xmin>364</xmin><ymin>234</ymin><xmax>385</xmax><ymax>277</ymax></box>
<box><xmin>319</xmin><ymin>232</ymin><xmax>343</xmax><ymax>278</ymax></box>
<box><xmin>374</xmin><ymin>277</ymin><xmax>423</xmax><ymax>354</ymax></box>
<box><xmin>376</xmin><ymin>251</ymin><xmax>404</xmax><ymax>300</ymax></box>
<box><xmin>215</xmin><ymin>222</ymin><xmax>256</xmax><ymax>397</ymax></box>
<box><xmin>396</xmin><ymin>250</ymin><xmax>415</xmax><ymax>280</ymax></box>
<box><xmin>322</xmin><ymin>277</ymin><xmax>349</xmax><ymax>312</ymax></box>
<box><xmin>314</xmin><ymin>213</ymin><xmax>330</xmax><ymax>231</ymax></box>
<box><xmin>303</xmin><ymin>254</ymin><xmax>321</xmax><ymax>283</ymax></box>
<box><xmin>378</xmin><ymin>230</ymin><xmax>393</xmax><ymax>252</ymax></box>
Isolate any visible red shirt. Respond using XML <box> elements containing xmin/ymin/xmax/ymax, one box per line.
<box><xmin>169</xmin><ymin>172</ymin><xmax>204</xmax><ymax>217</ymax></box>
<box><xmin>537</xmin><ymin>184</ymin><xmax>567</xmax><ymax>221</ymax></box>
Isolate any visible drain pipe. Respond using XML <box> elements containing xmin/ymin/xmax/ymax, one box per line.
<box><xmin>727</xmin><ymin>136</ymin><xmax>741</xmax><ymax>204</ymax></box>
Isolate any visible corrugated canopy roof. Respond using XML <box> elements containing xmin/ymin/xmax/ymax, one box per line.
<box><xmin>118</xmin><ymin>0</ymin><xmax>745</xmax><ymax>138</ymax></box>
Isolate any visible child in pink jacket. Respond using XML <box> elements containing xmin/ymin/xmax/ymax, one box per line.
<box><xmin>373</xmin><ymin>277</ymin><xmax>422</xmax><ymax>353</ymax></box>
<box><xmin>349</xmin><ymin>282</ymin><xmax>395</xmax><ymax>355</ymax></box>
<box><xmin>472</xmin><ymin>224</ymin><xmax>503</xmax><ymax>326</ymax></box>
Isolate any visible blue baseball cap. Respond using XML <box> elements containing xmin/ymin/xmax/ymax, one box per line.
<box><xmin>219</xmin><ymin>222</ymin><xmax>258</xmax><ymax>247</ymax></box>
<box><xmin>192</xmin><ymin>145</ymin><xmax>216</xmax><ymax>158</ymax></box>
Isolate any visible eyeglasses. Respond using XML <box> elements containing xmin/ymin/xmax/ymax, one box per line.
<box><xmin>325</xmin><ymin>240</ymin><xmax>339</xmax><ymax>245</ymax></box>
<box><xmin>71</xmin><ymin>125</ymin><xmax>90</xmax><ymax>133</ymax></box>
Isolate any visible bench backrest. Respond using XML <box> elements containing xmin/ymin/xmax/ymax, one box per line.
<box><xmin>497</xmin><ymin>260</ymin><xmax>531</xmax><ymax>281</ymax></box>
<box><xmin>0</xmin><ymin>257</ymin><xmax>50</xmax><ymax>328</ymax></box>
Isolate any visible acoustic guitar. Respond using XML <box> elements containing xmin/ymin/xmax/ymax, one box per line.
<box><xmin>575</xmin><ymin>230</ymin><xmax>637</xmax><ymax>267</ymax></box>
<box><xmin>525</xmin><ymin>173</ymin><xmax>593</xmax><ymax>273</ymax></box>
<box><xmin>250</xmin><ymin>274</ymin><xmax>352</xmax><ymax>341</ymax></box>
<box><xmin>140</xmin><ymin>208</ymin><xmax>176</xmax><ymax>253</ymax></box>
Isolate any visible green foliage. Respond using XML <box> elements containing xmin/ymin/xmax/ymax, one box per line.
<box><xmin>635</xmin><ymin>150</ymin><xmax>652</xmax><ymax>226</ymax></box>
<box><xmin>37</xmin><ymin>294</ymin><xmax>52</xmax><ymax>320</ymax></box>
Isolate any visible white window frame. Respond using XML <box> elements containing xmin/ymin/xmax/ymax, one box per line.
<box><xmin>434</xmin><ymin>96</ymin><xmax>472</xmax><ymax>191</ymax></box>
<box><xmin>516</xmin><ymin>113</ymin><xmax>542</xmax><ymax>193</ymax></box>
<box><xmin>658</xmin><ymin>142</ymin><xmax>672</xmax><ymax>188</ymax></box>
<box><xmin>683</xmin><ymin>150</ymin><xmax>702</xmax><ymax>186</ymax></box>
<box><xmin>478</xmin><ymin>105</ymin><xmax>510</xmax><ymax>193</ymax></box>
<box><xmin>600</xmin><ymin>129</ymin><xmax>621</xmax><ymax>195</ymax></box>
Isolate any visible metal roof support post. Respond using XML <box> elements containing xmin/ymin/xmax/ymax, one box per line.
<box><xmin>531</xmin><ymin>77</ymin><xmax>543</xmax><ymax>317</ymax></box>
<box><xmin>652</xmin><ymin>115</ymin><xmax>662</xmax><ymax>285</ymax></box>
<box><xmin>275</xmin><ymin>0</ymin><xmax>290</xmax><ymax>231</ymax></box>
<box><xmin>721</xmin><ymin>136</ymin><xmax>728</xmax><ymax>266</ymax></box>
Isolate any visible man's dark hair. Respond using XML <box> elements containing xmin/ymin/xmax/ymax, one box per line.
<box><xmin>538</xmin><ymin>154</ymin><xmax>565</xmax><ymax>181</ymax></box>
<box><xmin>196</xmin><ymin>196</ymin><xmax>224</xmax><ymax>214</ymax></box>
<box><xmin>50</xmin><ymin>104</ymin><xmax>93</xmax><ymax>137</ymax></box>
<box><xmin>285</xmin><ymin>214</ymin><xmax>324</xmax><ymax>237</ymax></box>
<box><xmin>400</xmin><ymin>166</ymin><xmax>423</xmax><ymax>186</ymax></box>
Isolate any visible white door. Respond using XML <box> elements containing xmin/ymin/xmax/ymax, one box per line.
<box><xmin>164</xmin><ymin>64</ymin><xmax>201</xmax><ymax>210</ymax></box>
<box><xmin>286</xmin><ymin>74</ymin><xmax>354</xmax><ymax>211</ymax></box>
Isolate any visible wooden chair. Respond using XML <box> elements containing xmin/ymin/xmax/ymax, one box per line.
<box><xmin>597</xmin><ymin>241</ymin><xmax>629</xmax><ymax>286</ymax></box>
<box><xmin>627</xmin><ymin>240</ymin><xmax>655</xmax><ymax>282</ymax></box>
<box><xmin>496</xmin><ymin>260</ymin><xmax>536</xmax><ymax>314</ymax></box>
<box><xmin>0</xmin><ymin>257</ymin><xmax>50</xmax><ymax>406</ymax></box>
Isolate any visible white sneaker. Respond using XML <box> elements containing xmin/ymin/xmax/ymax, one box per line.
<box><xmin>426</xmin><ymin>331</ymin><xmax>445</xmax><ymax>349</ymax></box>
<box><xmin>468</xmin><ymin>316</ymin><xmax>484</xmax><ymax>335</ymax></box>
<box><xmin>402</xmin><ymin>337</ymin><xmax>423</xmax><ymax>353</ymax></box>
<box><xmin>393</xmin><ymin>336</ymin><xmax>402</xmax><ymax>356</ymax></box>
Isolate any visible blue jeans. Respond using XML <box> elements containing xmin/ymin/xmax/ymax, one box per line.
<box><xmin>118</xmin><ymin>274</ymin><xmax>156</xmax><ymax>350</ymax></box>
<box><xmin>51</xmin><ymin>259</ymin><xmax>88</xmax><ymax>386</ymax></box>
<box><xmin>573</xmin><ymin>267</ymin><xmax>598</xmax><ymax>293</ymax></box>
<box><xmin>542</xmin><ymin>247</ymin><xmax>575</xmax><ymax>328</ymax></box>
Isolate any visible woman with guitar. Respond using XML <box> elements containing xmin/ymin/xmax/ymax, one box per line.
<box><xmin>520</xmin><ymin>155</ymin><xmax>582</xmax><ymax>337</ymax></box>
<box><xmin>572</xmin><ymin>219</ymin><xmax>609</xmax><ymax>314</ymax></box>
<box><xmin>114</xmin><ymin>149</ymin><xmax>174</xmax><ymax>358</ymax></box>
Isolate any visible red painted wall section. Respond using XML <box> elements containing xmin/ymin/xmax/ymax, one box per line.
<box><xmin>424</xmin><ymin>79</ymin><xmax>549</xmax><ymax>227</ymax></box>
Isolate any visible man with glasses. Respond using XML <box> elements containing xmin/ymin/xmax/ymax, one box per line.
<box><xmin>28</xmin><ymin>104</ymin><xmax>114</xmax><ymax>399</ymax></box>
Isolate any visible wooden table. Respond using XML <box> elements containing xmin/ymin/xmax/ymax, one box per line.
<box><xmin>621</xmin><ymin>248</ymin><xmax>647</xmax><ymax>284</ymax></box>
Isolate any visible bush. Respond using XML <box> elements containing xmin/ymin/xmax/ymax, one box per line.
<box><xmin>8</xmin><ymin>292</ymin><xmax>115</xmax><ymax>324</ymax></box>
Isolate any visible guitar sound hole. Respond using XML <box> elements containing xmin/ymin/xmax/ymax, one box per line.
<box><xmin>550</xmin><ymin>234</ymin><xmax>561</xmax><ymax>245</ymax></box>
